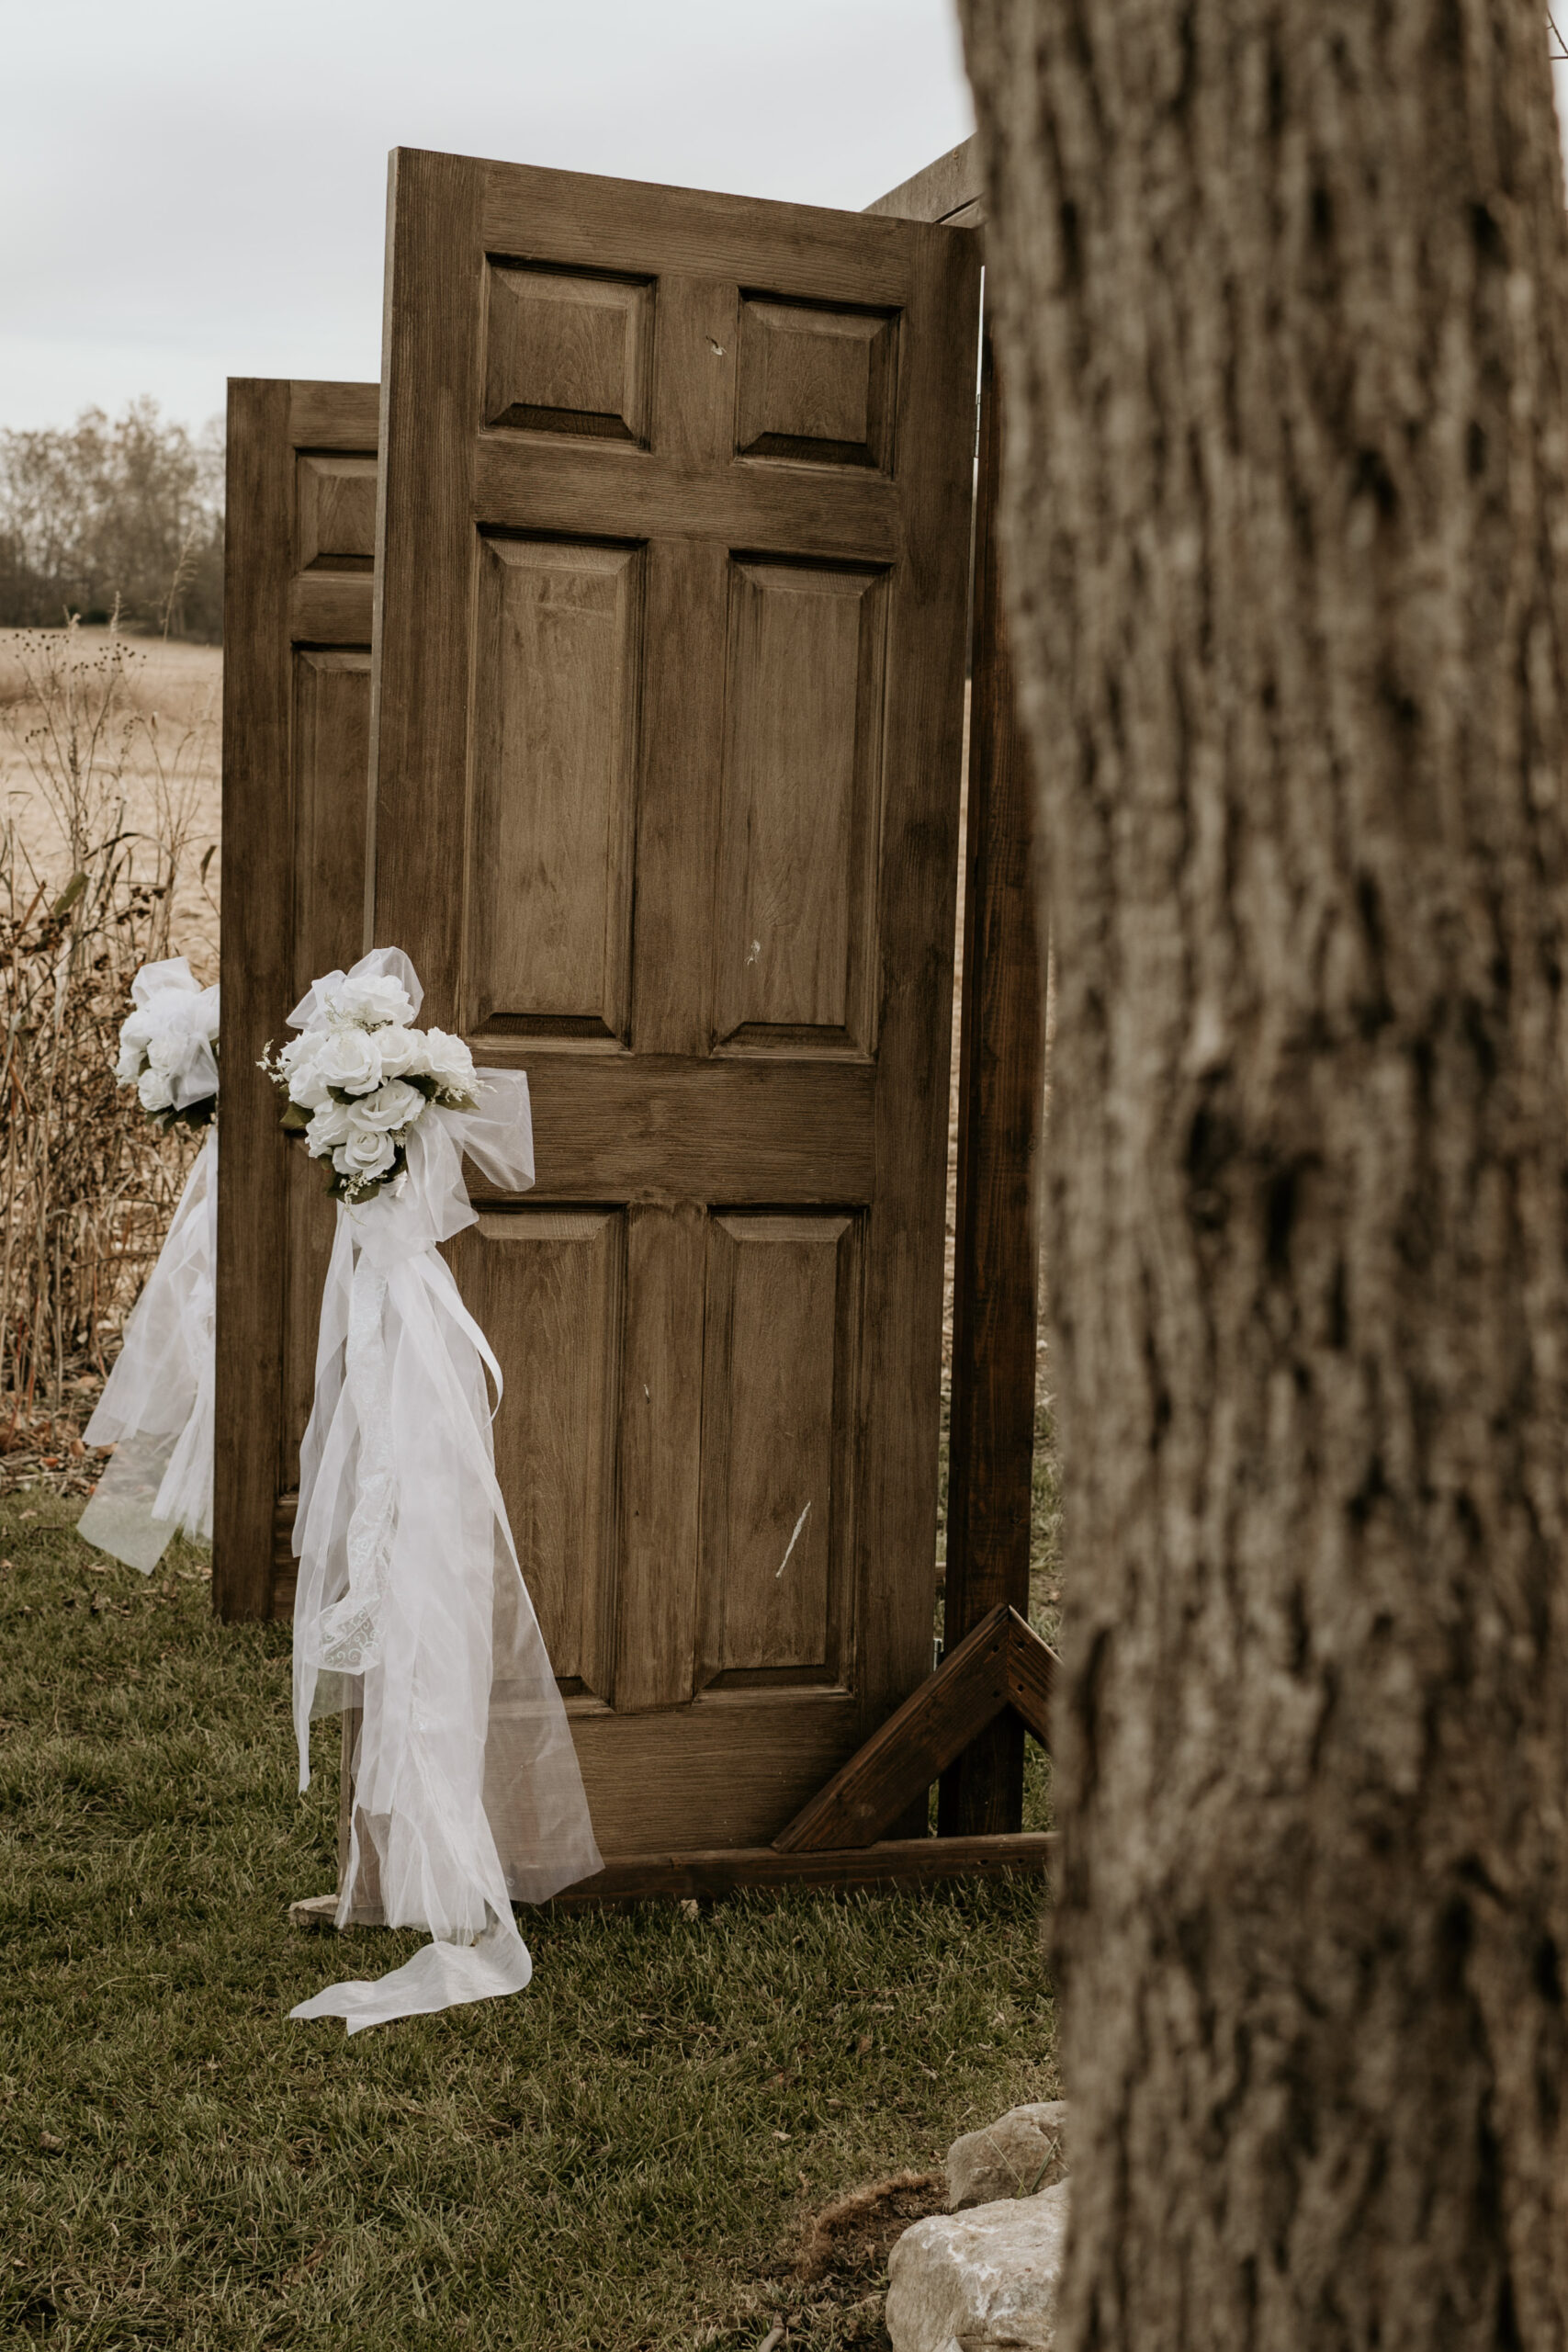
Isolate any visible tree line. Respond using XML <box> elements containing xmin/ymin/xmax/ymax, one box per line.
<box><xmin>0</xmin><ymin>400</ymin><xmax>222</xmax><ymax>641</ymax></box>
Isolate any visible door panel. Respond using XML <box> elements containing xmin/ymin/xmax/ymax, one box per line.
<box><xmin>714</xmin><ymin>559</ymin><xmax>886</xmax><ymax>1050</ymax></box>
<box><xmin>469</xmin><ymin>535</ymin><xmax>641</xmax><ymax>1040</ymax></box>
<box><xmin>215</xmin><ymin>380</ymin><xmax>378</xmax><ymax>1621</ymax></box>
<box><xmin>370</xmin><ymin>152</ymin><xmax>978</xmax><ymax>1853</ymax></box>
<box><xmin>699</xmin><ymin>1212</ymin><xmax>859</xmax><ymax>1687</ymax></box>
<box><xmin>452</xmin><ymin>1209</ymin><xmax>623</xmax><ymax>1700</ymax></box>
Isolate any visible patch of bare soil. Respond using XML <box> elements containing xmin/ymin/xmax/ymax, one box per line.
<box><xmin>757</xmin><ymin>2171</ymin><xmax>950</xmax><ymax>2347</ymax></box>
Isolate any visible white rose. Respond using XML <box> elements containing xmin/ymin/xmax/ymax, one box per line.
<box><xmin>197</xmin><ymin>985</ymin><xmax>220</xmax><ymax>1041</ymax></box>
<box><xmin>130</xmin><ymin>957</ymin><xmax>199</xmax><ymax>1010</ymax></box>
<box><xmin>314</xmin><ymin>1028</ymin><xmax>383</xmax><ymax>1096</ymax></box>
<box><xmin>305</xmin><ymin>1099</ymin><xmax>354</xmax><ymax>1156</ymax></box>
<box><xmin>145</xmin><ymin>1025</ymin><xmax>189</xmax><ymax>1078</ymax></box>
<box><xmin>279</xmin><ymin>1032</ymin><xmax>331</xmax><ymax>1110</ymax></box>
<box><xmin>325</xmin><ymin>974</ymin><xmax>415</xmax><ymax>1031</ymax></box>
<box><xmin>118</xmin><ymin>1009</ymin><xmax>153</xmax><ymax>1055</ymax></box>
<box><xmin>346</xmin><ymin>1079</ymin><xmax>423</xmax><ymax>1136</ymax></box>
<box><xmin>420</xmin><ymin>1027</ymin><xmax>477</xmax><ymax>1099</ymax></box>
<box><xmin>138</xmin><ymin>1067</ymin><xmax>175</xmax><ymax>1114</ymax></box>
<box><xmin>115</xmin><ymin>1038</ymin><xmax>144</xmax><ymax>1084</ymax></box>
<box><xmin>369</xmin><ymin>1025</ymin><xmax>425</xmax><ymax>1080</ymax></box>
<box><xmin>333</xmin><ymin>1129</ymin><xmax>397</xmax><ymax>1182</ymax></box>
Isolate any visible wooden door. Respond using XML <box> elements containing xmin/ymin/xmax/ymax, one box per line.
<box><xmin>370</xmin><ymin>153</ymin><xmax>980</xmax><ymax>1858</ymax></box>
<box><xmin>215</xmin><ymin>379</ymin><xmax>378</xmax><ymax>1621</ymax></box>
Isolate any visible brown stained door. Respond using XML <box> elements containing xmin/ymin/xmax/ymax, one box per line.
<box><xmin>372</xmin><ymin>153</ymin><xmax>980</xmax><ymax>1856</ymax></box>
<box><xmin>215</xmin><ymin>380</ymin><xmax>378</xmax><ymax>1622</ymax></box>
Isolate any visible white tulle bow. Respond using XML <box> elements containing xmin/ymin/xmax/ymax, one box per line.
<box><xmin>287</xmin><ymin>949</ymin><xmax>602</xmax><ymax>2034</ymax></box>
<box><xmin>80</xmin><ymin>1129</ymin><xmax>216</xmax><ymax>1571</ymax></box>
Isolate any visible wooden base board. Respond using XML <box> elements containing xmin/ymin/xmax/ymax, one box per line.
<box><xmin>288</xmin><ymin>1830</ymin><xmax>1055</xmax><ymax>1930</ymax></box>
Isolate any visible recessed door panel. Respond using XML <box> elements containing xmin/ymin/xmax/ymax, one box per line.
<box><xmin>452</xmin><ymin>1208</ymin><xmax>624</xmax><ymax>1698</ymax></box>
<box><xmin>700</xmin><ymin>1212</ymin><xmax>858</xmax><ymax>1686</ymax></box>
<box><xmin>468</xmin><ymin>535</ymin><xmax>641</xmax><ymax>1041</ymax></box>
<box><xmin>713</xmin><ymin>560</ymin><xmax>886</xmax><ymax>1051</ymax></box>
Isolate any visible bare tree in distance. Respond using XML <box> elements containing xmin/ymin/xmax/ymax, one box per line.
<box><xmin>0</xmin><ymin>401</ymin><xmax>222</xmax><ymax>641</ymax></box>
<box><xmin>958</xmin><ymin>0</ymin><xmax>1568</xmax><ymax>2342</ymax></box>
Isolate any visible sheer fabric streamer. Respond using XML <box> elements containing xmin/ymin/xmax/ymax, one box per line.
<box><xmin>288</xmin><ymin>950</ymin><xmax>602</xmax><ymax>2034</ymax></box>
<box><xmin>79</xmin><ymin>1127</ymin><xmax>217</xmax><ymax>1572</ymax></box>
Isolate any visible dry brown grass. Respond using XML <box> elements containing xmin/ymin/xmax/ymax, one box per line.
<box><xmin>0</xmin><ymin>620</ymin><xmax>220</xmax><ymax>1477</ymax></box>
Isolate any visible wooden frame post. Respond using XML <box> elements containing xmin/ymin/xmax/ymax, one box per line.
<box><xmin>869</xmin><ymin>142</ymin><xmax>1046</xmax><ymax>1835</ymax></box>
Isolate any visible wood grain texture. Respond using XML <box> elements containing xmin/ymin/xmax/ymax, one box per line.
<box><xmin>698</xmin><ymin>1213</ymin><xmax>858</xmax><ymax>1688</ymax></box>
<box><xmin>713</xmin><ymin>562</ymin><xmax>886</xmax><ymax>1049</ymax></box>
<box><xmin>543</xmin><ymin>1828</ymin><xmax>1055</xmax><ymax>1907</ymax></box>
<box><xmin>213</xmin><ymin>378</ymin><xmax>378</xmax><ymax>1623</ymax></box>
<box><xmin>468</xmin><ymin>536</ymin><xmax>641</xmax><ymax>1038</ymax></box>
<box><xmin>215</xmin><ymin>379</ymin><xmax>295</xmax><ymax>1623</ymax></box>
<box><xmin>866</xmin><ymin>137</ymin><xmax>986</xmax><ymax>226</ymax></box>
<box><xmin>774</xmin><ymin>1601</ymin><xmax>1014</xmax><ymax>1851</ymax></box>
<box><xmin>468</xmin><ymin>438</ymin><xmax>902</xmax><ymax>564</ymax></box>
<box><xmin>451</xmin><ymin>1208</ymin><xmax>624</xmax><ymax>1697</ymax></box>
<box><xmin>612</xmin><ymin>1202</ymin><xmax>706</xmax><ymax>1712</ymax></box>
<box><xmin>370</xmin><ymin>151</ymin><xmax>978</xmax><ymax>1847</ymax></box>
<box><xmin>938</xmin><ymin>332</ymin><xmax>1043</xmax><ymax>1837</ymax></box>
<box><xmin>1004</xmin><ymin>1608</ymin><xmax>1056</xmax><ymax>1748</ymax></box>
<box><xmin>479</xmin><ymin>156</ymin><xmax>916</xmax><ymax>308</ymax></box>
<box><xmin>299</xmin><ymin>1829</ymin><xmax>1055</xmax><ymax>1922</ymax></box>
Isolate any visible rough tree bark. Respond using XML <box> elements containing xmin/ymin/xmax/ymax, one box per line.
<box><xmin>956</xmin><ymin>1</ymin><xmax>1568</xmax><ymax>2343</ymax></box>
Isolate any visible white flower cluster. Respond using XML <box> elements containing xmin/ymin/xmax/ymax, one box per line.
<box><xmin>114</xmin><ymin>958</ymin><xmax>220</xmax><ymax>1129</ymax></box>
<box><xmin>265</xmin><ymin>969</ymin><xmax>478</xmax><ymax>1204</ymax></box>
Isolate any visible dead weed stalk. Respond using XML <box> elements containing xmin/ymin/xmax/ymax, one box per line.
<box><xmin>0</xmin><ymin>616</ymin><xmax>216</xmax><ymax>1462</ymax></box>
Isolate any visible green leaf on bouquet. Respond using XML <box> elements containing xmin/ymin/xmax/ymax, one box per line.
<box><xmin>279</xmin><ymin>1101</ymin><xmax>310</xmax><ymax>1136</ymax></box>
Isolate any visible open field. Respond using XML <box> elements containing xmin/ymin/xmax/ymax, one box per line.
<box><xmin>0</xmin><ymin>1493</ymin><xmax>1059</xmax><ymax>2352</ymax></box>
<box><xmin>0</xmin><ymin>628</ymin><xmax>221</xmax><ymax>980</ymax></box>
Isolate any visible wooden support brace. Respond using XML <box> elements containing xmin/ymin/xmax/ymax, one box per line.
<box><xmin>772</xmin><ymin>1604</ymin><xmax>1057</xmax><ymax>1855</ymax></box>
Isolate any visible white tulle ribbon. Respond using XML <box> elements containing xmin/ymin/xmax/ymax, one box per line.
<box><xmin>79</xmin><ymin>1126</ymin><xmax>217</xmax><ymax>1572</ymax></box>
<box><xmin>287</xmin><ymin>950</ymin><xmax>602</xmax><ymax>2035</ymax></box>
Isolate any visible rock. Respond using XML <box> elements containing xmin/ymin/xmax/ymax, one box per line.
<box><xmin>886</xmin><ymin>2178</ymin><xmax>1070</xmax><ymax>2351</ymax></box>
<box><xmin>945</xmin><ymin>2099</ymin><xmax>1068</xmax><ymax>2211</ymax></box>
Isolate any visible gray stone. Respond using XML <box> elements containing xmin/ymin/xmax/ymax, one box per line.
<box><xmin>945</xmin><ymin>2099</ymin><xmax>1068</xmax><ymax>2211</ymax></box>
<box><xmin>886</xmin><ymin>2179</ymin><xmax>1070</xmax><ymax>2352</ymax></box>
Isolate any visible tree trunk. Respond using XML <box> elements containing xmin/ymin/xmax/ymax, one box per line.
<box><xmin>956</xmin><ymin>0</ymin><xmax>1568</xmax><ymax>2342</ymax></box>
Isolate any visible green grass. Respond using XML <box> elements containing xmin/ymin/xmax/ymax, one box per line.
<box><xmin>0</xmin><ymin>1496</ymin><xmax>1058</xmax><ymax>2350</ymax></box>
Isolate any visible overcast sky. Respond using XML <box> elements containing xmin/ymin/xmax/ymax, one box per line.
<box><xmin>0</xmin><ymin>0</ymin><xmax>974</xmax><ymax>435</ymax></box>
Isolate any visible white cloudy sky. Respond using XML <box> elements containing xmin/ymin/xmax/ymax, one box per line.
<box><xmin>0</xmin><ymin>0</ymin><xmax>974</xmax><ymax>435</ymax></box>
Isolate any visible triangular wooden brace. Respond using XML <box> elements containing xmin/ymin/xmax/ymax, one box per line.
<box><xmin>773</xmin><ymin>1603</ymin><xmax>1057</xmax><ymax>1854</ymax></box>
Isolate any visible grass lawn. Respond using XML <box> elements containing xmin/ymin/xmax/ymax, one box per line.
<box><xmin>0</xmin><ymin>1493</ymin><xmax>1058</xmax><ymax>2351</ymax></box>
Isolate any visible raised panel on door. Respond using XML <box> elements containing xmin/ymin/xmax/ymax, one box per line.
<box><xmin>713</xmin><ymin>560</ymin><xmax>886</xmax><ymax>1052</ymax></box>
<box><xmin>698</xmin><ymin>1213</ymin><xmax>860</xmax><ymax>1690</ymax></box>
<box><xmin>370</xmin><ymin>153</ymin><xmax>979</xmax><ymax>1854</ymax></box>
<box><xmin>447</xmin><ymin>1207</ymin><xmax>623</xmax><ymax>1697</ymax></box>
<box><xmin>468</xmin><ymin>535</ymin><xmax>641</xmax><ymax>1041</ymax></box>
<box><xmin>215</xmin><ymin>379</ymin><xmax>378</xmax><ymax>1622</ymax></box>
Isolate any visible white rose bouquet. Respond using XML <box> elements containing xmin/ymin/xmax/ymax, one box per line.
<box><xmin>113</xmin><ymin>957</ymin><xmax>220</xmax><ymax>1131</ymax></box>
<box><xmin>261</xmin><ymin>966</ymin><xmax>480</xmax><ymax>1204</ymax></box>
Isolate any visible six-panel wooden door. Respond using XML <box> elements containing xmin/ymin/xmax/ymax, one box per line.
<box><xmin>215</xmin><ymin>379</ymin><xmax>378</xmax><ymax>1621</ymax></box>
<box><xmin>370</xmin><ymin>153</ymin><xmax>980</xmax><ymax>1858</ymax></box>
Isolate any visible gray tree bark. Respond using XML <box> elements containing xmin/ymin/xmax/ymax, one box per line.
<box><xmin>956</xmin><ymin>0</ymin><xmax>1568</xmax><ymax>2342</ymax></box>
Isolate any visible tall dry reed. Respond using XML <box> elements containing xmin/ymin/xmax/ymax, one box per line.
<box><xmin>0</xmin><ymin>617</ymin><xmax>216</xmax><ymax>1447</ymax></box>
